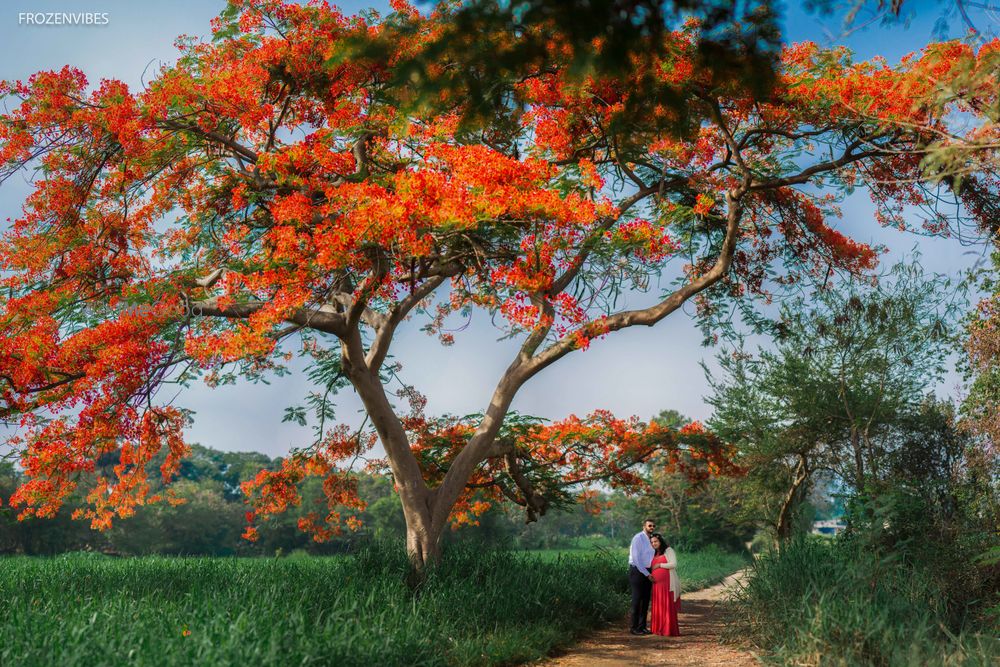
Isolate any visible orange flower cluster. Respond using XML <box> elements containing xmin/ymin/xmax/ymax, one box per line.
<box><xmin>372</xmin><ymin>409</ymin><xmax>743</xmax><ymax>530</ymax></box>
<box><xmin>0</xmin><ymin>0</ymin><xmax>990</xmax><ymax>534</ymax></box>
<box><xmin>240</xmin><ymin>425</ymin><xmax>373</xmax><ymax>542</ymax></box>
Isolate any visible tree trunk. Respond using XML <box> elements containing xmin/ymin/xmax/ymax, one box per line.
<box><xmin>850</xmin><ymin>425</ymin><xmax>866</xmax><ymax>491</ymax></box>
<box><xmin>340</xmin><ymin>337</ymin><xmax>446</xmax><ymax>576</ymax></box>
<box><xmin>326</xmin><ymin>191</ymin><xmax>749</xmax><ymax>578</ymax></box>
<box><xmin>402</xmin><ymin>501</ymin><xmax>442</xmax><ymax>574</ymax></box>
<box><xmin>861</xmin><ymin>425</ymin><xmax>878</xmax><ymax>491</ymax></box>
<box><xmin>776</xmin><ymin>454</ymin><xmax>809</xmax><ymax>542</ymax></box>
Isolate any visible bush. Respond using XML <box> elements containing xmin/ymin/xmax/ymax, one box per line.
<box><xmin>728</xmin><ymin>538</ymin><xmax>1000</xmax><ymax>666</ymax></box>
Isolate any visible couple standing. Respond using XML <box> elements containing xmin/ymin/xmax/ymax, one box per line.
<box><xmin>628</xmin><ymin>518</ymin><xmax>681</xmax><ymax>636</ymax></box>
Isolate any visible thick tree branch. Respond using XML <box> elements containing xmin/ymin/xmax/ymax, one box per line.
<box><xmin>339</xmin><ymin>325</ymin><xmax>437</xmax><ymax>549</ymax></box>
<box><xmin>327</xmin><ymin>292</ymin><xmax>388</xmax><ymax>330</ymax></box>
<box><xmin>194</xmin><ymin>267</ymin><xmax>225</xmax><ymax>289</ymax></box>
<box><xmin>160</xmin><ymin>120</ymin><xmax>259</xmax><ymax>164</ymax></box>
<box><xmin>429</xmin><ymin>179</ymin><xmax>750</xmax><ymax>533</ymax></box>
<box><xmin>366</xmin><ymin>273</ymin><xmax>452</xmax><ymax>371</ymax></box>
<box><xmin>0</xmin><ymin>370</ymin><xmax>85</xmax><ymax>395</ymax></box>
<box><xmin>518</xmin><ymin>294</ymin><xmax>556</xmax><ymax>361</ymax></box>
<box><xmin>525</xmin><ymin>187</ymin><xmax>747</xmax><ymax>381</ymax></box>
<box><xmin>707</xmin><ymin>97</ymin><xmax>749</xmax><ymax>175</ymax></box>
<box><xmin>189</xmin><ymin>297</ymin><xmax>347</xmax><ymax>336</ymax></box>
<box><xmin>345</xmin><ymin>249</ymin><xmax>390</xmax><ymax>333</ymax></box>
<box><xmin>547</xmin><ymin>178</ymin><xmax>684</xmax><ymax>297</ymax></box>
<box><xmin>504</xmin><ymin>453</ymin><xmax>549</xmax><ymax>523</ymax></box>
<box><xmin>430</xmin><ymin>355</ymin><xmax>525</xmax><ymax>533</ymax></box>
<box><xmin>750</xmin><ymin>141</ymin><xmax>879</xmax><ymax>191</ymax></box>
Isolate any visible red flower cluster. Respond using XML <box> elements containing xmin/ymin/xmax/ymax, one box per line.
<box><xmin>0</xmin><ymin>0</ymin><xmax>989</xmax><ymax>539</ymax></box>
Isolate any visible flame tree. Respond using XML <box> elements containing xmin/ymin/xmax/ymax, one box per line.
<box><xmin>0</xmin><ymin>0</ymin><xmax>996</xmax><ymax>569</ymax></box>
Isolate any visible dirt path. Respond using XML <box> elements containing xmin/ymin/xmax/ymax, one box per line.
<box><xmin>537</xmin><ymin>571</ymin><xmax>758</xmax><ymax>666</ymax></box>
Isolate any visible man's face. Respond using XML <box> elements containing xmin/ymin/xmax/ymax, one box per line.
<box><xmin>643</xmin><ymin>520</ymin><xmax>656</xmax><ymax>536</ymax></box>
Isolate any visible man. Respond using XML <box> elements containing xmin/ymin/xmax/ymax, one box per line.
<box><xmin>628</xmin><ymin>517</ymin><xmax>657</xmax><ymax>635</ymax></box>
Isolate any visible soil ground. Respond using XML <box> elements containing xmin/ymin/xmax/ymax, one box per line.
<box><xmin>538</xmin><ymin>570</ymin><xmax>759</xmax><ymax>666</ymax></box>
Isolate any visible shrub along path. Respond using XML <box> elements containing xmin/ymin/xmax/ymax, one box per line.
<box><xmin>538</xmin><ymin>571</ymin><xmax>757</xmax><ymax>666</ymax></box>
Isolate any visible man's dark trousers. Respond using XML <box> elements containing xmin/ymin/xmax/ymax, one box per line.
<box><xmin>628</xmin><ymin>565</ymin><xmax>652</xmax><ymax>632</ymax></box>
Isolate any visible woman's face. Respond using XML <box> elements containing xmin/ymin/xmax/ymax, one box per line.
<box><xmin>650</xmin><ymin>536</ymin><xmax>662</xmax><ymax>551</ymax></box>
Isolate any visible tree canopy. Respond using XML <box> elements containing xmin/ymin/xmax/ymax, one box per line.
<box><xmin>0</xmin><ymin>0</ymin><xmax>997</xmax><ymax>568</ymax></box>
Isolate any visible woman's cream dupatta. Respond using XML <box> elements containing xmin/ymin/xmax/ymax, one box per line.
<box><xmin>664</xmin><ymin>547</ymin><xmax>681</xmax><ymax>601</ymax></box>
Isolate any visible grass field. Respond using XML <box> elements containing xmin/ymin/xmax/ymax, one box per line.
<box><xmin>0</xmin><ymin>543</ymin><xmax>747</xmax><ymax>667</ymax></box>
<box><xmin>523</xmin><ymin>543</ymin><xmax>747</xmax><ymax>591</ymax></box>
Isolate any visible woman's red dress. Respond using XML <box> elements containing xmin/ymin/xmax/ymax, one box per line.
<box><xmin>649</xmin><ymin>554</ymin><xmax>680</xmax><ymax>636</ymax></box>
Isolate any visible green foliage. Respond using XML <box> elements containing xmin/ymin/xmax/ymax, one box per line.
<box><xmin>3</xmin><ymin>437</ymin><xmax>757</xmax><ymax>557</ymax></box>
<box><xmin>709</xmin><ymin>259</ymin><xmax>999</xmax><ymax>663</ymax></box>
<box><xmin>107</xmin><ymin>481</ymin><xmax>245</xmax><ymax>556</ymax></box>
<box><xmin>645</xmin><ymin>412</ymin><xmax>757</xmax><ymax>550</ymax></box>
<box><xmin>0</xmin><ymin>542</ymin><xmax>748</xmax><ymax>666</ymax></box>
<box><xmin>821</xmin><ymin>394</ymin><xmax>1000</xmax><ymax>636</ymax></box>
<box><xmin>507</xmin><ymin>498</ymin><xmax>618</xmax><ymax>550</ymax></box>
<box><xmin>639</xmin><ymin>468</ymin><xmax>756</xmax><ymax>551</ymax></box>
<box><xmin>962</xmin><ymin>248</ymin><xmax>1000</xmax><ymax>443</ymax></box>
<box><xmin>730</xmin><ymin>538</ymin><xmax>1000</xmax><ymax>666</ymax></box>
<box><xmin>341</xmin><ymin>0</ymin><xmax>782</xmax><ymax>127</ymax></box>
<box><xmin>706</xmin><ymin>261</ymin><xmax>964</xmax><ymax>539</ymax></box>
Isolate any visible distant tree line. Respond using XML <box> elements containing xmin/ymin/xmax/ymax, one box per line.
<box><xmin>3</xmin><ymin>260</ymin><xmax>994</xmax><ymax>567</ymax></box>
<box><xmin>0</xmin><ymin>442</ymin><xmax>727</xmax><ymax>556</ymax></box>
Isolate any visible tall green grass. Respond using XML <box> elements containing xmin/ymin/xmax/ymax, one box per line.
<box><xmin>728</xmin><ymin>538</ymin><xmax>1000</xmax><ymax>666</ymax></box>
<box><xmin>0</xmin><ymin>544</ymin><xmax>744</xmax><ymax>666</ymax></box>
<box><xmin>523</xmin><ymin>543</ymin><xmax>747</xmax><ymax>591</ymax></box>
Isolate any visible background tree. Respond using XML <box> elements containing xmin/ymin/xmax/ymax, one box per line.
<box><xmin>629</xmin><ymin>409</ymin><xmax>754</xmax><ymax>550</ymax></box>
<box><xmin>957</xmin><ymin>246</ymin><xmax>1000</xmax><ymax>584</ymax></box>
<box><xmin>707</xmin><ymin>262</ymin><xmax>961</xmax><ymax>540</ymax></box>
<box><xmin>0</xmin><ymin>0</ymin><xmax>996</xmax><ymax>571</ymax></box>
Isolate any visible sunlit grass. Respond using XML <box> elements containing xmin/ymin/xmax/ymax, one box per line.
<box><xmin>0</xmin><ymin>543</ymin><xmax>746</xmax><ymax>667</ymax></box>
<box><xmin>728</xmin><ymin>538</ymin><xmax>1000</xmax><ymax>666</ymax></box>
<box><xmin>522</xmin><ymin>543</ymin><xmax>747</xmax><ymax>591</ymax></box>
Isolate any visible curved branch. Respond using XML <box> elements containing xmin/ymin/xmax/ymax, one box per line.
<box><xmin>547</xmin><ymin>177</ymin><xmax>685</xmax><ymax>297</ymax></box>
<box><xmin>366</xmin><ymin>272</ymin><xmax>453</xmax><ymax>371</ymax></box>
<box><xmin>504</xmin><ymin>452</ymin><xmax>549</xmax><ymax>523</ymax></box>
<box><xmin>189</xmin><ymin>297</ymin><xmax>347</xmax><ymax>336</ymax></box>
<box><xmin>160</xmin><ymin>120</ymin><xmax>259</xmax><ymax>164</ymax></box>
<box><xmin>525</xmin><ymin>187</ymin><xmax>747</xmax><ymax>381</ymax></box>
<box><xmin>750</xmin><ymin>141</ymin><xmax>879</xmax><ymax>191</ymax></box>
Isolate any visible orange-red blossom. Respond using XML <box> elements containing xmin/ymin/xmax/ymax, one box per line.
<box><xmin>0</xmin><ymin>0</ymin><xmax>992</xmax><ymax>541</ymax></box>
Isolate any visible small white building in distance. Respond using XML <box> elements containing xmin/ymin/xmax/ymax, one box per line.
<box><xmin>812</xmin><ymin>519</ymin><xmax>846</xmax><ymax>536</ymax></box>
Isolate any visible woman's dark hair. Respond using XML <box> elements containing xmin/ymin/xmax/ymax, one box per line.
<box><xmin>650</xmin><ymin>533</ymin><xmax>668</xmax><ymax>556</ymax></box>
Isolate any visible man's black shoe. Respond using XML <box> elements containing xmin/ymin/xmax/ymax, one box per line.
<box><xmin>629</xmin><ymin>629</ymin><xmax>644</xmax><ymax>635</ymax></box>
<box><xmin>640</xmin><ymin>629</ymin><xmax>653</xmax><ymax>635</ymax></box>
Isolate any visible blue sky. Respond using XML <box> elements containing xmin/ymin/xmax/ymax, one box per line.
<box><xmin>0</xmin><ymin>0</ymin><xmax>990</xmax><ymax>457</ymax></box>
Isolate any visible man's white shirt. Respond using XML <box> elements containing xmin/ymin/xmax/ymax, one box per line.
<box><xmin>628</xmin><ymin>531</ymin><xmax>654</xmax><ymax>576</ymax></box>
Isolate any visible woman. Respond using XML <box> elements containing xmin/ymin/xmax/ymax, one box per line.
<box><xmin>648</xmin><ymin>533</ymin><xmax>680</xmax><ymax>636</ymax></box>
